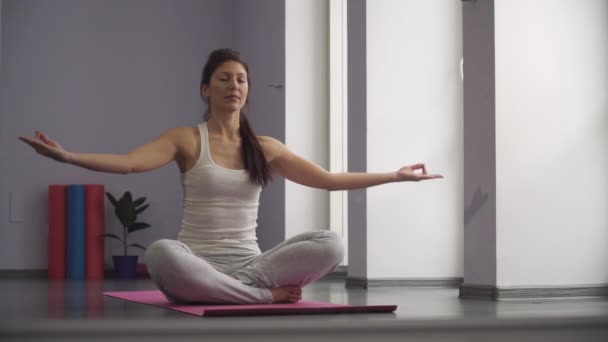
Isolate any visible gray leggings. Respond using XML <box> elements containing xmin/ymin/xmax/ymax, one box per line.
<box><xmin>143</xmin><ymin>231</ymin><xmax>344</xmax><ymax>304</ymax></box>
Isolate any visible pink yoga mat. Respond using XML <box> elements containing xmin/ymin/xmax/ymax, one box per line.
<box><xmin>104</xmin><ymin>290</ymin><xmax>397</xmax><ymax>316</ymax></box>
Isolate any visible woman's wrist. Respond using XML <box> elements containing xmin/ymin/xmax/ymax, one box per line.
<box><xmin>391</xmin><ymin>171</ymin><xmax>401</xmax><ymax>182</ymax></box>
<box><xmin>64</xmin><ymin>151</ymin><xmax>75</xmax><ymax>164</ymax></box>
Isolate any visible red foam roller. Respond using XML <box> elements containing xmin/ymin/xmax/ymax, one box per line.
<box><xmin>85</xmin><ymin>184</ymin><xmax>105</xmax><ymax>280</ymax></box>
<box><xmin>47</xmin><ymin>280</ymin><xmax>65</xmax><ymax>318</ymax></box>
<box><xmin>48</xmin><ymin>185</ymin><xmax>67</xmax><ymax>280</ymax></box>
<box><xmin>86</xmin><ymin>279</ymin><xmax>105</xmax><ymax>317</ymax></box>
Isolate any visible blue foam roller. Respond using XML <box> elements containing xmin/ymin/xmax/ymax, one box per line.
<box><xmin>67</xmin><ymin>185</ymin><xmax>86</xmax><ymax>280</ymax></box>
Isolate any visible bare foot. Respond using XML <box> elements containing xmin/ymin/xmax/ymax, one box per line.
<box><xmin>270</xmin><ymin>287</ymin><xmax>302</xmax><ymax>303</ymax></box>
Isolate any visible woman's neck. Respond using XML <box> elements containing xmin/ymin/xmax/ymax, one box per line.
<box><xmin>207</xmin><ymin>111</ymin><xmax>241</xmax><ymax>140</ymax></box>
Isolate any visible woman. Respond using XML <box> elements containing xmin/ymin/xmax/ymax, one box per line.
<box><xmin>19</xmin><ymin>48</ymin><xmax>443</xmax><ymax>304</ymax></box>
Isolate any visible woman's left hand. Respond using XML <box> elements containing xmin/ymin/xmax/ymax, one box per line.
<box><xmin>396</xmin><ymin>163</ymin><xmax>443</xmax><ymax>182</ymax></box>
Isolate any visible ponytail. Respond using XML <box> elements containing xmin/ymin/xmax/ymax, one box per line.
<box><xmin>238</xmin><ymin>113</ymin><xmax>272</xmax><ymax>187</ymax></box>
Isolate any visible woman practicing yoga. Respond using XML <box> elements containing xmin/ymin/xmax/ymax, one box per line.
<box><xmin>20</xmin><ymin>48</ymin><xmax>443</xmax><ymax>304</ymax></box>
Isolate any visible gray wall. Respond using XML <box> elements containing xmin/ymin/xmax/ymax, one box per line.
<box><xmin>462</xmin><ymin>0</ymin><xmax>496</xmax><ymax>286</ymax></box>
<box><xmin>235</xmin><ymin>0</ymin><xmax>286</xmax><ymax>251</ymax></box>
<box><xmin>0</xmin><ymin>0</ymin><xmax>285</xmax><ymax>270</ymax></box>
<box><xmin>346</xmin><ymin>0</ymin><xmax>367</xmax><ymax>279</ymax></box>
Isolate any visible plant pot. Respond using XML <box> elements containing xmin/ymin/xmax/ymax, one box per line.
<box><xmin>112</xmin><ymin>255</ymin><xmax>139</xmax><ymax>279</ymax></box>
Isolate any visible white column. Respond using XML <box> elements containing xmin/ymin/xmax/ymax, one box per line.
<box><xmin>461</xmin><ymin>0</ymin><xmax>608</xmax><ymax>298</ymax></box>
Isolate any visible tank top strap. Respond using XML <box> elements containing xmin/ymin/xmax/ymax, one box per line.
<box><xmin>197</xmin><ymin>121</ymin><xmax>212</xmax><ymax>167</ymax></box>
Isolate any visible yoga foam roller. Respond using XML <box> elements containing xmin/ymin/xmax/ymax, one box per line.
<box><xmin>47</xmin><ymin>280</ymin><xmax>65</xmax><ymax>318</ymax></box>
<box><xmin>67</xmin><ymin>185</ymin><xmax>86</xmax><ymax>280</ymax></box>
<box><xmin>85</xmin><ymin>184</ymin><xmax>105</xmax><ymax>280</ymax></box>
<box><xmin>48</xmin><ymin>185</ymin><xmax>67</xmax><ymax>280</ymax></box>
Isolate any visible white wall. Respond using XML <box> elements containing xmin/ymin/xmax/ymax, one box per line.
<box><xmin>495</xmin><ymin>0</ymin><xmax>608</xmax><ymax>286</ymax></box>
<box><xmin>285</xmin><ymin>0</ymin><xmax>330</xmax><ymax>238</ymax></box>
<box><xmin>366</xmin><ymin>0</ymin><xmax>463</xmax><ymax>278</ymax></box>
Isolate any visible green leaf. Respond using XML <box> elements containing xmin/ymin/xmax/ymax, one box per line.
<box><xmin>128</xmin><ymin>243</ymin><xmax>147</xmax><ymax>251</ymax></box>
<box><xmin>133</xmin><ymin>197</ymin><xmax>147</xmax><ymax>208</ymax></box>
<box><xmin>105</xmin><ymin>192</ymin><xmax>118</xmax><ymax>207</ymax></box>
<box><xmin>128</xmin><ymin>222</ymin><xmax>151</xmax><ymax>234</ymax></box>
<box><xmin>135</xmin><ymin>204</ymin><xmax>149</xmax><ymax>216</ymax></box>
<box><xmin>100</xmin><ymin>233</ymin><xmax>123</xmax><ymax>243</ymax></box>
<box><xmin>116</xmin><ymin>191</ymin><xmax>136</xmax><ymax>228</ymax></box>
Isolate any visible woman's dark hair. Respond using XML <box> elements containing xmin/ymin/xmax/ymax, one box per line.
<box><xmin>200</xmin><ymin>48</ymin><xmax>273</xmax><ymax>187</ymax></box>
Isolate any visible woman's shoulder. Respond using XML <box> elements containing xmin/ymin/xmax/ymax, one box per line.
<box><xmin>257</xmin><ymin>135</ymin><xmax>279</xmax><ymax>143</ymax></box>
<box><xmin>257</xmin><ymin>135</ymin><xmax>286</xmax><ymax>163</ymax></box>
<box><xmin>163</xmin><ymin>126</ymin><xmax>199</xmax><ymax>142</ymax></box>
<box><xmin>257</xmin><ymin>135</ymin><xmax>284</xmax><ymax>148</ymax></box>
<box><xmin>159</xmin><ymin>126</ymin><xmax>200</xmax><ymax>157</ymax></box>
<box><xmin>163</xmin><ymin>126</ymin><xmax>200</xmax><ymax>170</ymax></box>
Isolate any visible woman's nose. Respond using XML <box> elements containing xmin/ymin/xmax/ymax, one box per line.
<box><xmin>228</xmin><ymin>79</ymin><xmax>239</xmax><ymax>90</ymax></box>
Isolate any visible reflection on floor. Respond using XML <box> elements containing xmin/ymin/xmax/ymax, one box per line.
<box><xmin>0</xmin><ymin>276</ymin><xmax>607</xmax><ymax>341</ymax></box>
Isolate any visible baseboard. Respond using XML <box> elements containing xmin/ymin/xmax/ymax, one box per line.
<box><xmin>345</xmin><ymin>276</ymin><xmax>464</xmax><ymax>289</ymax></box>
<box><xmin>320</xmin><ymin>265</ymin><xmax>348</xmax><ymax>281</ymax></box>
<box><xmin>459</xmin><ymin>284</ymin><xmax>608</xmax><ymax>300</ymax></box>
<box><xmin>0</xmin><ymin>269</ymin><xmax>48</xmax><ymax>279</ymax></box>
<box><xmin>0</xmin><ymin>269</ymin><xmax>150</xmax><ymax>279</ymax></box>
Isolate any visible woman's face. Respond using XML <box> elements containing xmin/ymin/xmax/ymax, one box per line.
<box><xmin>202</xmin><ymin>61</ymin><xmax>249</xmax><ymax>114</ymax></box>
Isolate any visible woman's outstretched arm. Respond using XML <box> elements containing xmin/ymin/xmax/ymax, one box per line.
<box><xmin>260</xmin><ymin>136</ymin><xmax>443</xmax><ymax>191</ymax></box>
<box><xmin>19</xmin><ymin>129</ymin><xmax>183</xmax><ymax>174</ymax></box>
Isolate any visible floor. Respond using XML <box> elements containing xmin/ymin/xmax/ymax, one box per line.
<box><xmin>1</xmin><ymin>276</ymin><xmax>607</xmax><ymax>341</ymax></box>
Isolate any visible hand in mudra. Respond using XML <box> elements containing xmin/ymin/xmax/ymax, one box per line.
<box><xmin>396</xmin><ymin>163</ymin><xmax>443</xmax><ymax>182</ymax></box>
<box><xmin>18</xmin><ymin>131</ymin><xmax>72</xmax><ymax>163</ymax></box>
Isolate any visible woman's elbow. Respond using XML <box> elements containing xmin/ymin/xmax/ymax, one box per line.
<box><xmin>326</xmin><ymin>184</ymin><xmax>345</xmax><ymax>192</ymax></box>
<box><xmin>324</xmin><ymin>174</ymin><xmax>340</xmax><ymax>191</ymax></box>
<box><xmin>128</xmin><ymin>162</ymin><xmax>154</xmax><ymax>174</ymax></box>
<box><xmin>119</xmin><ymin>163</ymin><xmax>135</xmax><ymax>174</ymax></box>
<box><xmin>123</xmin><ymin>154</ymin><xmax>147</xmax><ymax>174</ymax></box>
<box><xmin>121</xmin><ymin>166</ymin><xmax>135</xmax><ymax>174</ymax></box>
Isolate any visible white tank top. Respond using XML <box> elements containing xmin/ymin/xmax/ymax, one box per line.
<box><xmin>177</xmin><ymin>121</ymin><xmax>262</xmax><ymax>263</ymax></box>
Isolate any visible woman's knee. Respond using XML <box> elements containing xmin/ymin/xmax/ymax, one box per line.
<box><xmin>144</xmin><ymin>239</ymin><xmax>191</xmax><ymax>271</ymax></box>
<box><xmin>313</xmin><ymin>231</ymin><xmax>345</xmax><ymax>265</ymax></box>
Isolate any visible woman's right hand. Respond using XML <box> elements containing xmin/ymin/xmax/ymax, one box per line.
<box><xmin>19</xmin><ymin>131</ymin><xmax>72</xmax><ymax>163</ymax></box>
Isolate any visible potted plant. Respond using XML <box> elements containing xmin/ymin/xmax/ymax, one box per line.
<box><xmin>102</xmin><ymin>191</ymin><xmax>151</xmax><ymax>279</ymax></box>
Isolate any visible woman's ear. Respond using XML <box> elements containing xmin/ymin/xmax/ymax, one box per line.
<box><xmin>201</xmin><ymin>84</ymin><xmax>209</xmax><ymax>98</ymax></box>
